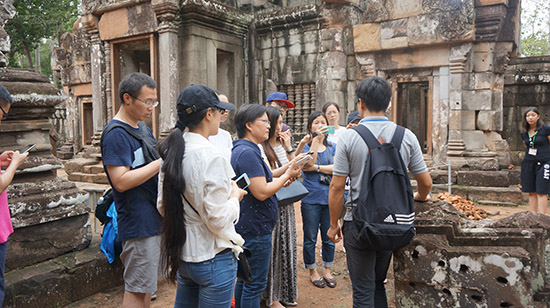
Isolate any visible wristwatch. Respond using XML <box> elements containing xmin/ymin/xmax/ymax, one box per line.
<box><xmin>317</xmin><ymin>165</ymin><xmax>321</xmax><ymax>173</ymax></box>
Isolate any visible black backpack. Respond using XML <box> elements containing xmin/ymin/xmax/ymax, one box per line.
<box><xmin>351</xmin><ymin>125</ymin><xmax>415</xmax><ymax>251</ymax></box>
<box><xmin>95</xmin><ymin>188</ymin><xmax>114</xmax><ymax>225</ymax></box>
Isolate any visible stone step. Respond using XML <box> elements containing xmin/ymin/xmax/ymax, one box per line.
<box><xmin>4</xmin><ymin>238</ymin><xmax>124</xmax><ymax>308</ymax></box>
<box><xmin>89</xmin><ymin>153</ymin><xmax>102</xmax><ymax>159</ymax></box>
<box><xmin>68</xmin><ymin>172</ymin><xmax>86</xmax><ymax>182</ymax></box>
<box><xmin>432</xmin><ymin>184</ymin><xmax>525</xmax><ymax>205</ymax></box>
<box><xmin>430</xmin><ymin>169</ymin><xmax>521</xmax><ymax>186</ymax></box>
<box><xmin>64</xmin><ymin>158</ymin><xmax>100</xmax><ymax>174</ymax></box>
<box><xmin>82</xmin><ymin>164</ymin><xmax>105</xmax><ymax>174</ymax></box>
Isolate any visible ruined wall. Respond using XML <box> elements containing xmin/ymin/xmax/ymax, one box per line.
<box><xmin>254</xmin><ymin>3</ymin><xmax>362</xmax><ymax>133</ymax></box>
<box><xmin>352</xmin><ymin>0</ymin><xmax>519</xmax><ymax>168</ymax></box>
<box><xmin>394</xmin><ymin>201</ymin><xmax>550</xmax><ymax>307</ymax></box>
<box><xmin>502</xmin><ymin>56</ymin><xmax>550</xmax><ymax>164</ymax></box>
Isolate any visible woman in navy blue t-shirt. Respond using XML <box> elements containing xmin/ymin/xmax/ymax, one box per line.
<box><xmin>231</xmin><ymin>104</ymin><xmax>303</xmax><ymax>308</ymax></box>
<box><xmin>520</xmin><ymin>107</ymin><xmax>550</xmax><ymax>214</ymax></box>
<box><xmin>297</xmin><ymin>110</ymin><xmax>337</xmax><ymax>289</ymax></box>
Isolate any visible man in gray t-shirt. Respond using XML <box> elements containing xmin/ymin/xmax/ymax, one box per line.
<box><xmin>327</xmin><ymin>76</ymin><xmax>432</xmax><ymax>307</ymax></box>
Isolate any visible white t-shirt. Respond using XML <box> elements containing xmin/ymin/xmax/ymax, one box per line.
<box><xmin>327</xmin><ymin>126</ymin><xmax>346</xmax><ymax>144</ymax></box>
<box><xmin>209</xmin><ymin>128</ymin><xmax>233</xmax><ymax>162</ymax></box>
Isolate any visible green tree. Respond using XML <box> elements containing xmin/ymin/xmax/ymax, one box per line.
<box><xmin>5</xmin><ymin>0</ymin><xmax>79</xmax><ymax>70</ymax></box>
<box><xmin>520</xmin><ymin>0</ymin><xmax>550</xmax><ymax>57</ymax></box>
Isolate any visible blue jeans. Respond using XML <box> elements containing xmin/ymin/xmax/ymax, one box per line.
<box><xmin>0</xmin><ymin>241</ymin><xmax>5</xmax><ymax>307</ymax></box>
<box><xmin>235</xmin><ymin>234</ymin><xmax>272</xmax><ymax>308</ymax></box>
<box><xmin>174</xmin><ymin>250</ymin><xmax>237</xmax><ymax>308</ymax></box>
<box><xmin>301</xmin><ymin>202</ymin><xmax>335</xmax><ymax>269</ymax></box>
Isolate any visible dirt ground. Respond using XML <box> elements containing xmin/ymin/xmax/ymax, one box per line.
<box><xmin>66</xmin><ymin>202</ymin><xmax>529</xmax><ymax>308</ymax></box>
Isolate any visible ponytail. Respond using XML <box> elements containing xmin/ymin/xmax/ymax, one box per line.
<box><xmin>159</xmin><ymin>127</ymin><xmax>186</xmax><ymax>283</ymax></box>
<box><xmin>158</xmin><ymin>107</ymin><xmax>209</xmax><ymax>283</ymax></box>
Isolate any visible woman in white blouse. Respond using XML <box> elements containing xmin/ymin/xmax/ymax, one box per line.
<box><xmin>158</xmin><ymin>84</ymin><xmax>247</xmax><ymax>308</ymax></box>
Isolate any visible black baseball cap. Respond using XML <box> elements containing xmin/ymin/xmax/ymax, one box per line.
<box><xmin>177</xmin><ymin>84</ymin><xmax>235</xmax><ymax>115</ymax></box>
<box><xmin>347</xmin><ymin>111</ymin><xmax>361</xmax><ymax>124</ymax></box>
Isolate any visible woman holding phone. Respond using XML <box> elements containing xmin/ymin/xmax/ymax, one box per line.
<box><xmin>157</xmin><ymin>84</ymin><xmax>247</xmax><ymax>307</ymax></box>
<box><xmin>299</xmin><ymin>110</ymin><xmax>337</xmax><ymax>289</ymax></box>
<box><xmin>322</xmin><ymin>102</ymin><xmax>346</xmax><ymax>144</ymax></box>
<box><xmin>259</xmin><ymin>106</ymin><xmax>302</xmax><ymax>307</ymax></box>
<box><xmin>231</xmin><ymin>104</ymin><xmax>303</xmax><ymax>308</ymax></box>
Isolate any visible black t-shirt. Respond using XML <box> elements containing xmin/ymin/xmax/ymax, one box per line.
<box><xmin>521</xmin><ymin>125</ymin><xmax>550</xmax><ymax>161</ymax></box>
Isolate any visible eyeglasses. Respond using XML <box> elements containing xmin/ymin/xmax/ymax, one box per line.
<box><xmin>257</xmin><ymin>119</ymin><xmax>271</xmax><ymax>126</ymax></box>
<box><xmin>129</xmin><ymin>94</ymin><xmax>159</xmax><ymax>108</ymax></box>
<box><xmin>0</xmin><ymin>105</ymin><xmax>8</xmax><ymax>120</ymax></box>
<box><xmin>356</xmin><ymin>98</ymin><xmax>361</xmax><ymax>104</ymax></box>
<box><xmin>326</xmin><ymin>111</ymin><xmax>338</xmax><ymax>116</ymax></box>
<box><xmin>216</xmin><ymin>107</ymin><xmax>226</xmax><ymax>114</ymax></box>
<box><xmin>272</xmin><ymin>102</ymin><xmax>288</xmax><ymax>111</ymax></box>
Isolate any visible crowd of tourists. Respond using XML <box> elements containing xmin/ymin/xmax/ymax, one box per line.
<box><xmin>0</xmin><ymin>74</ymin><xmax>436</xmax><ymax>308</ymax></box>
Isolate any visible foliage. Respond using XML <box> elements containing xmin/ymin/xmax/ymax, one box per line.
<box><xmin>5</xmin><ymin>0</ymin><xmax>79</xmax><ymax>72</ymax></box>
<box><xmin>520</xmin><ymin>0</ymin><xmax>550</xmax><ymax>57</ymax></box>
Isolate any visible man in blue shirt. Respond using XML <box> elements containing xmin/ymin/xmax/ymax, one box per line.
<box><xmin>101</xmin><ymin>72</ymin><xmax>161</xmax><ymax>308</ymax></box>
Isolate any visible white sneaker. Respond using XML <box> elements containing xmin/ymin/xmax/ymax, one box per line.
<box><xmin>151</xmin><ymin>292</ymin><xmax>157</xmax><ymax>300</ymax></box>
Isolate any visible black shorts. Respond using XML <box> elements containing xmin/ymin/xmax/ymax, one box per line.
<box><xmin>521</xmin><ymin>160</ymin><xmax>550</xmax><ymax>194</ymax></box>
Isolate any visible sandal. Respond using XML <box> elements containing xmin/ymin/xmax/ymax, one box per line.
<box><xmin>310</xmin><ymin>278</ymin><xmax>326</xmax><ymax>288</ymax></box>
<box><xmin>324</xmin><ymin>277</ymin><xmax>337</xmax><ymax>288</ymax></box>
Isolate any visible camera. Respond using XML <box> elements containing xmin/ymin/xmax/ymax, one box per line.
<box><xmin>318</xmin><ymin>174</ymin><xmax>332</xmax><ymax>185</ymax></box>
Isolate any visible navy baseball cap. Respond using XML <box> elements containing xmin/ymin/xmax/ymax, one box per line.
<box><xmin>177</xmin><ymin>84</ymin><xmax>234</xmax><ymax>115</ymax></box>
<box><xmin>347</xmin><ymin>111</ymin><xmax>361</xmax><ymax>124</ymax></box>
<box><xmin>266</xmin><ymin>92</ymin><xmax>295</xmax><ymax>108</ymax></box>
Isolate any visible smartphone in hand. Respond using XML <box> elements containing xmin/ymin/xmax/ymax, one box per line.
<box><xmin>19</xmin><ymin>144</ymin><xmax>35</xmax><ymax>154</ymax></box>
<box><xmin>235</xmin><ymin>173</ymin><xmax>250</xmax><ymax>190</ymax></box>
<box><xmin>294</xmin><ymin>155</ymin><xmax>313</xmax><ymax>168</ymax></box>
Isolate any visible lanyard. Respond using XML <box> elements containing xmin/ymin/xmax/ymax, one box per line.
<box><xmin>360</xmin><ymin>118</ymin><xmax>389</xmax><ymax>123</ymax></box>
<box><xmin>528</xmin><ymin>130</ymin><xmax>538</xmax><ymax>147</ymax></box>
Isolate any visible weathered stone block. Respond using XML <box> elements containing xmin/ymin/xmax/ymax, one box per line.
<box><xmin>430</xmin><ymin>169</ymin><xmax>457</xmax><ymax>184</ymax></box>
<box><xmin>474</xmin><ymin>51</ymin><xmax>494</xmax><ymax>72</ymax></box>
<box><xmin>381</xmin><ymin>36</ymin><xmax>408</xmax><ymax>50</ymax></box>
<box><xmin>289</xmin><ymin>42</ymin><xmax>302</xmax><ymax>57</ymax></box>
<box><xmin>353</xmin><ymin>23</ymin><xmax>381</xmax><ymax>52</ymax></box>
<box><xmin>64</xmin><ymin>158</ymin><xmax>98</xmax><ymax>174</ymax></box>
<box><xmin>5</xmin><ymin>214</ymin><xmax>91</xmax><ymax>270</ymax></box>
<box><xmin>327</xmin><ymin>67</ymin><xmax>347</xmax><ymax>80</ymax></box>
<box><xmin>98</xmin><ymin>3</ymin><xmax>158</xmax><ymax>41</ymax></box>
<box><xmin>323</xmin><ymin>51</ymin><xmax>347</xmax><ymax>68</ymax></box>
<box><xmin>462</xmin><ymin>130</ymin><xmax>488</xmax><ymax>150</ymax></box>
<box><xmin>407</xmin><ymin>14</ymin><xmax>440</xmax><ymax>46</ymax></box>
<box><xmin>462</xmin><ymin>90</ymin><xmax>492</xmax><ymax>110</ymax></box>
<box><xmin>508</xmin><ymin>169</ymin><xmax>521</xmax><ymax>185</ymax></box>
<box><xmin>477</xmin><ymin>110</ymin><xmax>494</xmax><ymax>131</ymax></box>
<box><xmin>475</xmin><ymin>0</ymin><xmax>508</xmax><ymax>7</ymax></box>
<box><xmin>474</xmin><ymin>72</ymin><xmax>495</xmax><ymax>90</ymax></box>
<box><xmin>4</xmin><ymin>239</ymin><xmax>124</xmax><ymax>308</ymax></box>
<box><xmin>380</xmin><ymin>18</ymin><xmax>408</xmax><ymax>39</ymax></box>
<box><xmin>393</xmin><ymin>0</ymin><xmax>422</xmax><ymax>19</ymax></box>
<box><xmin>68</xmin><ymin>172</ymin><xmax>83</xmax><ymax>182</ymax></box>
<box><xmin>457</xmin><ymin>170</ymin><xmax>509</xmax><ymax>187</ymax></box>
<box><xmin>327</xmin><ymin>79</ymin><xmax>345</xmax><ymax>91</ymax></box>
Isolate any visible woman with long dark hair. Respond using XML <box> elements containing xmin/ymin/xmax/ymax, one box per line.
<box><xmin>297</xmin><ymin>110</ymin><xmax>337</xmax><ymax>289</ymax></box>
<box><xmin>520</xmin><ymin>106</ymin><xmax>550</xmax><ymax>214</ymax></box>
<box><xmin>260</xmin><ymin>106</ymin><xmax>300</xmax><ymax>307</ymax></box>
<box><xmin>158</xmin><ymin>84</ymin><xmax>247</xmax><ymax>307</ymax></box>
<box><xmin>231</xmin><ymin>104</ymin><xmax>303</xmax><ymax>308</ymax></box>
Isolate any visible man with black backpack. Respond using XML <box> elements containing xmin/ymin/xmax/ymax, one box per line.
<box><xmin>327</xmin><ymin>76</ymin><xmax>432</xmax><ymax>307</ymax></box>
<box><xmin>101</xmin><ymin>72</ymin><xmax>161</xmax><ymax>308</ymax></box>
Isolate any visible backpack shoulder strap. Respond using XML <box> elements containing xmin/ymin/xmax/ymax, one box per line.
<box><xmin>391</xmin><ymin>125</ymin><xmax>406</xmax><ymax>149</ymax></box>
<box><xmin>352</xmin><ymin>124</ymin><xmax>381</xmax><ymax>149</ymax></box>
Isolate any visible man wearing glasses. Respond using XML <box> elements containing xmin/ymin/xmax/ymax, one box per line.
<box><xmin>101</xmin><ymin>73</ymin><xmax>162</xmax><ymax>308</ymax></box>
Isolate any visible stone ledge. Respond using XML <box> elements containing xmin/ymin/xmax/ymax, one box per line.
<box><xmin>4</xmin><ymin>238</ymin><xmax>124</xmax><ymax>308</ymax></box>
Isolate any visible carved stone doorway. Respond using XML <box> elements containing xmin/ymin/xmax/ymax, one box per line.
<box><xmin>110</xmin><ymin>34</ymin><xmax>159</xmax><ymax>136</ymax></box>
<box><xmin>395</xmin><ymin>81</ymin><xmax>432</xmax><ymax>155</ymax></box>
<box><xmin>82</xmin><ymin>100</ymin><xmax>93</xmax><ymax>145</ymax></box>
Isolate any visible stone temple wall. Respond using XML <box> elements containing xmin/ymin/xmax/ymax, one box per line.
<box><xmin>254</xmin><ymin>3</ymin><xmax>362</xmax><ymax>133</ymax></box>
<box><xmin>502</xmin><ymin>56</ymin><xmax>550</xmax><ymax>165</ymax></box>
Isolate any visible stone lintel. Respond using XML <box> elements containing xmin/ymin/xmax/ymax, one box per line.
<box><xmin>98</xmin><ymin>3</ymin><xmax>158</xmax><ymax>41</ymax></box>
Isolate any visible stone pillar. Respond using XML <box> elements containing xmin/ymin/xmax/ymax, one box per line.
<box><xmin>0</xmin><ymin>0</ymin><xmax>16</xmax><ymax>67</ymax></box>
<box><xmin>104</xmin><ymin>41</ymin><xmax>113</xmax><ymax>121</ymax></box>
<box><xmin>82</xmin><ymin>14</ymin><xmax>105</xmax><ymax>145</ymax></box>
<box><xmin>447</xmin><ymin>44</ymin><xmax>471</xmax><ymax>158</ymax></box>
<box><xmin>152</xmin><ymin>0</ymin><xmax>180</xmax><ymax>139</ymax></box>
